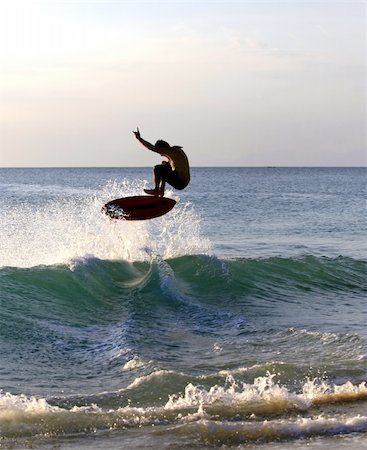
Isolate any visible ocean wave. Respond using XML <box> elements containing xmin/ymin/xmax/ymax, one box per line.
<box><xmin>1</xmin><ymin>255</ymin><xmax>365</xmax><ymax>344</ymax></box>
<box><xmin>1</xmin><ymin>254</ymin><xmax>366</xmax><ymax>404</ymax></box>
<box><xmin>1</xmin><ymin>254</ymin><xmax>365</xmax><ymax>308</ymax></box>
<box><xmin>1</xmin><ymin>375</ymin><xmax>366</xmax><ymax>441</ymax></box>
<box><xmin>0</xmin><ymin>254</ymin><xmax>365</xmax><ymax>352</ymax></box>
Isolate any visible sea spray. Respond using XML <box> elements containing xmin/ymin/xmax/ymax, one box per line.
<box><xmin>0</xmin><ymin>179</ymin><xmax>210</xmax><ymax>268</ymax></box>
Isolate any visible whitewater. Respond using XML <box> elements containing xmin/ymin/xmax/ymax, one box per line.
<box><xmin>0</xmin><ymin>167</ymin><xmax>366</xmax><ymax>449</ymax></box>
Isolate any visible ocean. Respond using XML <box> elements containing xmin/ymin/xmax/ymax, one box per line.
<box><xmin>0</xmin><ymin>167</ymin><xmax>366</xmax><ymax>449</ymax></box>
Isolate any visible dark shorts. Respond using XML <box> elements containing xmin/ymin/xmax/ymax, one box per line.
<box><xmin>156</xmin><ymin>163</ymin><xmax>188</xmax><ymax>190</ymax></box>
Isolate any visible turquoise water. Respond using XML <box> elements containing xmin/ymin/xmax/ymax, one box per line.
<box><xmin>0</xmin><ymin>167</ymin><xmax>366</xmax><ymax>449</ymax></box>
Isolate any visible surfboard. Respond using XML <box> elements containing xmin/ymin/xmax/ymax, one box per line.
<box><xmin>103</xmin><ymin>196</ymin><xmax>176</xmax><ymax>221</ymax></box>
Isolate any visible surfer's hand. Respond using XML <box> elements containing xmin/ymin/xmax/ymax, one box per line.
<box><xmin>133</xmin><ymin>128</ymin><xmax>140</xmax><ymax>139</ymax></box>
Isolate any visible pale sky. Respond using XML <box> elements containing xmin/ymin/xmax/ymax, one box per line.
<box><xmin>0</xmin><ymin>0</ymin><xmax>365</xmax><ymax>167</ymax></box>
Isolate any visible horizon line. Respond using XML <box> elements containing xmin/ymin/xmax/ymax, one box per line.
<box><xmin>1</xmin><ymin>165</ymin><xmax>366</xmax><ymax>169</ymax></box>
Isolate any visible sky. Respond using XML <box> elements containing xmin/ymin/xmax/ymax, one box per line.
<box><xmin>0</xmin><ymin>0</ymin><xmax>365</xmax><ymax>167</ymax></box>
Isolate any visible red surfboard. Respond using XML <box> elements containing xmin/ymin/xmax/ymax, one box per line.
<box><xmin>103</xmin><ymin>196</ymin><xmax>176</xmax><ymax>221</ymax></box>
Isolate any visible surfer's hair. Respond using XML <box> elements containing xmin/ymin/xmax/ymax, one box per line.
<box><xmin>155</xmin><ymin>140</ymin><xmax>170</xmax><ymax>149</ymax></box>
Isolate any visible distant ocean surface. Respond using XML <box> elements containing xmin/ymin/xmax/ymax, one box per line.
<box><xmin>0</xmin><ymin>167</ymin><xmax>366</xmax><ymax>449</ymax></box>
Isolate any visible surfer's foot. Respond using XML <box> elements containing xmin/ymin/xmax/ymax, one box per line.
<box><xmin>144</xmin><ymin>188</ymin><xmax>164</xmax><ymax>196</ymax></box>
<box><xmin>144</xmin><ymin>188</ymin><xmax>158</xmax><ymax>196</ymax></box>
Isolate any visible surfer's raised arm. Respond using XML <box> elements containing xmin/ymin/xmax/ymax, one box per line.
<box><xmin>133</xmin><ymin>128</ymin><xmax>158</xmax><ymax>153</ymax></box>
<box><xmin>133</xmin><ymin>128</ymin><xmax>190</xmax><ymax>197</ymax></box>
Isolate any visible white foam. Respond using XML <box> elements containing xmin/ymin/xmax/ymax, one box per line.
<box><xmin>126</xmin><ymin>370</ymin><xmax>179</xmax><ymax>390</ymax></box>
<box><xmin>213</xmin><ymin>343</ymin><xmax>223</xmax><ymax>353</ymax></box>
<box><xmin>303</xmin><ymin>379</ymin><xmax>367</xmax><ymax>405</ymax></box>
<box><xmin>0</xmin><ymin>390</ymin><xmax>148</xmax><ymax>438</ymax></box>
<box><xmin>123</xmin><ymin>355</ymin><xmax>148</xmax><ymax>371</ymax></box>
<box><xmin>1</xmin><ymin>376</ymin><xmax>367</xmax><ymax>441</ymax></box>
<box><xmin>0</xmin><ymin>179</ymin><xmax>211</xmax><ymax>268</ymax></box>
<box><xmin>164</xmin><ymin>373</ymin><xmax>367</xmax><ymax>415</ymax></box>
<box><xmin>218</xmin><ymin>362</ymin><xmax>287</xmax><ymax>377</ymax></box>
<box><xmin>0</xmin><ymin>391</ymin><xmax>59</xmax><ymax>414</ymax></box>
<box><xmin>164</xmin><ymin>373</ymin><xmax>308</xmax><ymax>416</ymax></box>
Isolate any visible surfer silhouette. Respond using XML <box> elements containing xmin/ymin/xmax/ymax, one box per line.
<box><xmin>133</xmin><ymin>128</ymin><xmax>190</xmax><ymax>197</ymax></box>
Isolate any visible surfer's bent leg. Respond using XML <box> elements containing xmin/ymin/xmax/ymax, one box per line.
<box><xmin>144</xmin><ymin>163</ymin><xmax>171</xmax><ymax>196</ymax></box>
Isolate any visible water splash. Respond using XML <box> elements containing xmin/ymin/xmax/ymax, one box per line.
<box><xmin>0</xmin><ymin>179</ymin><xmax>211</xmax><ymax>268</ymax></box>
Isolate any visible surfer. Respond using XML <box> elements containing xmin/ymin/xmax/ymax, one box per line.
<box><xmin>133</xmin><ymin>128</ymin><xmax>190</xmax><ymax>196</ymax></box>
